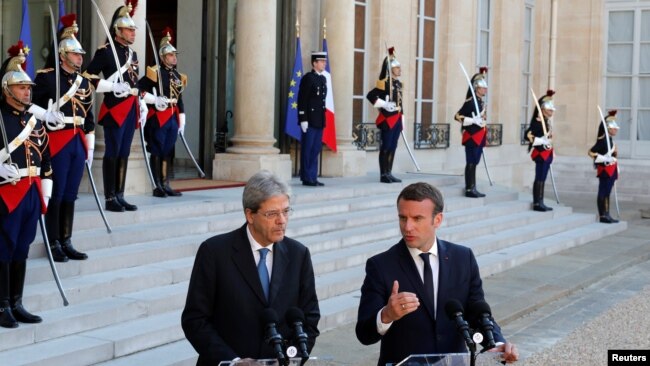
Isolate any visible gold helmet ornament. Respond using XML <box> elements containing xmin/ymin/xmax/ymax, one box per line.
<box><xmin>58</xmin><ymin>14</ymin><xmax>85</xmax><ymax>55</ymax></box>
<box><xmin>111</xmin><ymin>0</ymin><xmax>138</xmax><ymax>44</ymax></box>
<box><xmin>472</xmin><ymin>67</ymin><xmax>488</xmax><ymax>89</ymax></box>
<box><xmin>1</xmin><ymin>41</ymin><xmax>35</xmax><ymax>89</ymax></box>
<box><xmin>539</xmin><ymin>89</ymin><xmax>556</xmax><ymax>111</ymax></box>
<box><xmin>158</xmin><ymin>27</ymin><xmax>178</xmax><ymax>59</ymax></box>
<box><xmin>605</xmin><ymin>109</ymin><xmax>620</xmax><ymax>130</ymax></box>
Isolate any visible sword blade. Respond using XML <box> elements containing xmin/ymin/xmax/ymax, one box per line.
<box><xmin>86</xmin><ymin>161</ymin><xmax>112</xmax><ymax>233</ymax></box>
<box><xmin>90</xmin><ymin>0</ymin><xmax>125</xmax><ymax>84</ymax></box>
<box><xmin>145</xmin><ymin>21</ymin><xmax>165</xmax><ymax>95</ymax></box>
<box><xmin>48</xmin><ymin>6</ymin><xmax>61</xmax><ymax>112</ymax></box>
<box><xmin>139</xmin><ymin>126</ymin><xmax>157</xmax><ymax>189</ymax></box>
<box><xmin>400</xmin><ymin>130</ymin><xmax>421</xmax><ymax>172</ymax></box>
<box><xmin>39</xmin><ymin>215</ymin><xmax>69</xmax><ymax>306</ymax></box>
<box><xmin>179</xmin><ymin>133</ymin><xmax>205</xmax><ymax>178</ymax></box>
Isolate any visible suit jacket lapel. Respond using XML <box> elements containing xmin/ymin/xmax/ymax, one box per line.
<box><xmin>436</xmin><ymin>239</ymin><xmax>451</xmax><ymax>321</ymax></box>
<box><xmin>231</xmin><ymin>224</ymin><xmax>268</xmax><ymax>304</ymax></box>
<box><xmin>397</xmin><ymin>241</ymin><xmax>436</xmax><ymax>320</ymax></box>
<box><xmin>268</xmin><ymin>239</ymin><xmax>289</xmax><ymax>304</ymax></box>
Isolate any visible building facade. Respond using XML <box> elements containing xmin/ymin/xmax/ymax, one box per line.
<box><xmin>1</xmin><ymin>0</ymin><xmax>648</xmax><ymax>193</ymax></box>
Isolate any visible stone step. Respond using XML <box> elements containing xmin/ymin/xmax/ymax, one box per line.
<box><xmin>93</xmin><ymin>340</ymin><xmax>197</xmax><ymax>366</ymax></box>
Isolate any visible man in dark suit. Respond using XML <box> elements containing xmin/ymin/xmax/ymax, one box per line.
<box><xmin>181</xmin><ymin>170</ymin><xmax>320</xmax><ymax>364</ymax></box>
<box><xmin>297</xmin><ymin>51</ymin><xmax>327</xmax><ymax>187</ymax></box>
<box><xmin>356</xmin><ymin>182</ymin><xmax>518</xmax><ymax>365</ymax></box>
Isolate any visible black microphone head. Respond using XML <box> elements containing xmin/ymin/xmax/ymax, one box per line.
<box><xmin>286</xmin><ymin>306</ymin><xmax>305</xmax><ymax>324</ymax></box>
<box><xmin>470</xmin><ymin>300</ymin><xmax>492</xmax><ymax>318</ymax></box>
<box><xmin>262</xmin><ymin>308</ymin><xmax>280</xmax><ymax>325</ymax></box>
<box><xmin>445</xmin><ymin>299</ymin><xmax>464</xmax><ymax>320</ymax></box>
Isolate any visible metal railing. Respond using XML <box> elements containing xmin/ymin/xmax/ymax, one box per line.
<box><xmin>414</xmin><ymin>123</ymin><xmax>450</xmax><ymax>149</ymax></box>
<box><xmin>485</xmin><ymin>123</ymin><xmax>503</xmax><ymax>146</ymax></box>
<box><xmin>352</xmin><ymin>122</ymin><xmax>382</xmax><ymax>151</ymax></box>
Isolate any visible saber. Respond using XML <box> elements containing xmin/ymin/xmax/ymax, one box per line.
<box><xmin>400</xmin><ymin>130</ymin><xmax>420</xmax><ymax>172</ymax></box>
<box><xmin>179</xmin><ymin>133</ymin><xmax>205</xmax><ymax>178</ymax></box>
<box><xmin>459</xmin><ymin>62</ymin><xmax>493</xmax><ymax>185</ymax></box>
<box><xmin>530</xmin><ymin>88</ymin><xmax>560</xmax><ymax>204</ymax></box>
<box><xmin>40</xmin><ymin>216</ymin><xmax>69</xmax><ymax>306</ymax></box>
<box><xmin>86</xmin><ymin>161</ymin><xmax>112</xmax><ymax>233</ymax></box>
<box><xmin>597</xmin><ymin>105</ymin><xmax>621</xmax><ymax>218</ymax></box>
<box><xmin>90</xmin><ymin>0</ymin><xmax>125</xmax><ymax>85</ymax></box>
<box><xmin>145</xmin><ymin>21</ymin><xmax>165</xmax><ymax>96</ymax></box>
<box><xmin>139</xmin><ymin>112</ymin><xmax>156</xmax><ymax>189</ymax></box>
<box><xmin>47</xmin><ymin>6</ymin><xmax>61</xmax><ymax>113</ymax></box>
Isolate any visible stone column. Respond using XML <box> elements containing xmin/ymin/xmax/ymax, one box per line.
<box><xmin>81</xmin><ymin>0</ymin><xmax>150</xmax><ymax>195</ymax></box>
<box><xmin>213</xmin><ymin>0</ymin><xmax>291</xmax><ymax>182</ymax></box>
<box><xmin>319</xmin><ymin>0</ymin><xmax>366</xmax><ymax>177</ymax></box>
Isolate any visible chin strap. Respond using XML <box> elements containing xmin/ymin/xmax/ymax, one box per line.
<box><xmin>2</xmin><ymin>86</ymin><xmax>32</xmax><ymax>108</ymax></box>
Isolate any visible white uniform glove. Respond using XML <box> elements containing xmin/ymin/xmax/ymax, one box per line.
<box><xmin>533</xmin><ymin>136</ymin><xmax>552</xmax><ymax>147</ymax></box>
<box><xmin>595</xmin><ymin>154</ymin><xmax>616</xmax><ymax>164</ymax></box>
<box><xmin>139</xmin><ymin>99</ymin><xmax>149</xmax><ymax>129</ymax></box>
<box><xmin>96</xmin><ymin>79</ymin><xmax>132</xmax><ymax>98</ymax></box>
<box><xmin>41</xmin><ymin>178</ymin><xmax>53</xmax><ymax>209</ymax></box>
<box><xmin>142</xmin><ymin>91</ymin><xmax>169</xmax><ymax>112</ymax></box>
<box><xmin>178</xmin><ymin>113</ymin><xmax>186</xmax><ymax>135</ymax></box>
<box><xmin>85</xmin><ymin>133</ymin><xmax>95</xmax><ymax>168</ymax></box>
<box><xmin>373</xmin><ymin>97</ymin><xmax>397</xmax><ymax>112</ymax></box>
<box><xmin>28</xmin><ymin>102</ymin><xmax>65</xmax><ymax>130</ymax></box>
<box><xmin>0</xmin><ymin>163</ymin><xmax>20</xmax><ymax>183</ymax></box>
<box><xmin>473</xmin><ymin>115</ymin><xmax>485</xmax><ymax>127</ymax></box>
<box><xmin>300</xmin><ymin>121</ymin><xmax>308</xmax><ymax>133</ymax></box>
<box><xmin>462</xmin><ymin>117</ymin><xmax>474</xmax><ymax>127</ymax></box>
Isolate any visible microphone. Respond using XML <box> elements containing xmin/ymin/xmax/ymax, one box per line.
<box><xmin>261</xmin><ymin>308</ymin><xmax>288</xmax><ymax>366</ymax></box>
<box><xmin>286</xmin><ymin>307</ymin><xmax>310</xmax><ymax>362</ymax></box>
<box><xmin>445</xmin><ymin>299</ymin><xmax>476</xmax><ymax>352</ymax></box>
<box><xmin>469</xmin><ymin>300</ymin><xmax>497</xmax><ymax>351</ymax></box>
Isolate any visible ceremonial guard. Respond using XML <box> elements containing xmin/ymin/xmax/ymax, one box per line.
<box><xmin>32</xmin><ymin>14</ymin><xmax>92</xmax><ymax>262</ymax></box>
<box><xmin>297</xmin><ymin>51</ymin><xmax>327</xmax><ymax>187</ymax></box>
<box><xmin>0</xmin><ymin>42</ymin><xmax>54</xmax><ymax>328</ymax></box>
<box><xmin>455</xmin><ymin>67</ymin><xmax>488</xmax><ymax>197</ymax></box>
<box><xmin>525</xmin><ymin>90</ymin><xmax>555</xmax><ymax>212</ymax></box>
<box><xmin>366</xmin><ymin>47</ymin><xmax>403</xmax><ymax>183</ymax></box>
<box><xmin>588</xmin><ymin>110</ymin><xmax>620</xmax><ymax>223</ymax></box>
<box><xmin>138</xmin><ymin>28</ymin><xmax>185</xmax><ymax>197</ymax></box>
<box><xmin>86</xmin><ymin>1</ymin><xmax>144</xmax><ymax>212</ymax></box>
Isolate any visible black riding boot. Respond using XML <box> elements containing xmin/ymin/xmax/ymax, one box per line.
<box><xmin>162</xmin><ymin>157</ymin><xmax>182</xmax><ymax>196</ymax></box>
<box><xmin>386</xmin><ymin>151</ymin><xmax>402</xmax><ymax>183</ymax></box>
<box><xmin>103</xmin><ymin>157</ymin><xmax>124</xmax><ymax>212</ymax></box>
<box><xmin>379</xmin><ymin>151</ymin><xmax>391</xmax><ymax>183</ymax></box>
<box><xmin>60</xmin><ymin>201</ymin><xmax>88</xmax><ymax>260</ymax></box>
<box><xmin>45</xmin><ymin>199</ymin><xmax>68</xmax><ymax>262</ymax></box>
<box><xmin>599</xmin><ymin>196</ymin><xmax>618</xmax><ymax>223</ymax></box>
<box><xmin>533</xmin><ymin>181</ymin><xmax>551</xmax><ymax>212</ymax></box>
<box><xmin>116</xmin><ymin>158</ymin><xmax>137</xmax><ymax>211</ymax></box>
<box><xmin>0</xmin><ymin>262</ymin><xmax>18</xmax><ymax>328</ymax></box>
<box><xmin>150</xmin><ymin>156</ymin><xmax>167</xmax><ymax>198</ymax></box>
<box><xmin>464</xmin><ymin>164</ymin><xmax>485</xmax><ymax>198</ymax></box>
<box><xmin>9</xmin><ymin>261</ymin><xmax>41</xmax><ymax>323</ymax></box>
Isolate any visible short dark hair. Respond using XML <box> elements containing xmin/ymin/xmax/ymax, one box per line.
<box><xmin>396</xmin><ymin>182</ymin><xmax>444</xmax><ymax>215</ymax></box>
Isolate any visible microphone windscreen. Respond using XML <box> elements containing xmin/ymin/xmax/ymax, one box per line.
<box><xmin>470</xmin><ymin>300</ymin><xmax>492</xmax><ymax>318</ymax></box>
<box><xmin>286</xmin><ymin>306</ymin><xmax>305</xmax><ymax>323</ymax></box>
<box><xmin>262</xmin><ymin>308</ymin><xmax>280</xmax><ymax>325</ymax></box>
<box><xmin>445</xmin><ymin>299</ymin><xmax>464</xmax><ymax>320</ymax></box>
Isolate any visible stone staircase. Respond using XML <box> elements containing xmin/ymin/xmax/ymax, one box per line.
<box><xmin>0</xmin><ymin>174</ymin><xmax>627</xmax><ymax>366</ymax></box>
<box><xmin>548</xmin><ymin>155</ymin><xmax>650</xmax><ymax>204</ymax></box>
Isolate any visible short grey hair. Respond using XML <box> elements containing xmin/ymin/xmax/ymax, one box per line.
<box><xmin>242</xmin><ymin>170</ymin><xmax>291</xmax><ymax>212</ymax></box>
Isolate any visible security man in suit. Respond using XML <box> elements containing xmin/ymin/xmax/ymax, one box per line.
<box><xmin>0</xmin><ymin>41</ymin><xmax>56</xmax><ymax>328</ymax></box>
<box><xmin>526</xmin><ymin>90</ymin><xmax>556</xmax><ymax>212</ymax></box>
<box><xmin>367</xmin><ymin>46</ymin><xmax>403</xmax><ymax>183</ymax></box>
<box><xmin>297</xmin><ymin>51</ymin><xmax>327</xmax><ymax>187</ymax></box>
<box><xmin>32</xmin><ymin>14</ymin><xmax>92</xmax><ymax>262</ymax></box>
<box><xmin>86</xmin><ymin>2</ymin><xmax>147</xmax><ymax>212</ymax></box>
<box><xmin>138</xmin><ymin>28</ymin><xmax>185</xmax><ymax>198</ymax></box>
<box><xmin>588</xmin><ymin>110</ymin><xmax>620</xmax><ymax>223</ymax></box>
<box><xmin>455</xmin><ymin>67</ymin><xmax>488</xmax><ymax>198</ymax></box>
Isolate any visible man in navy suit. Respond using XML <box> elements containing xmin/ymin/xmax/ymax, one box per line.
<box><xmin>181</xmin><ymin>170</ymin><xmax>320</xmax><ymax>364</ymax></box>
<box><xmin>356</xmin><ymin>182</ymin><xmax>518</xmax><ymax>365</ymax></box>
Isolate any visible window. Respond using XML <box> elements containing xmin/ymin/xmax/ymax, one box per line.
<box><xmin>414</xmin><ymin>0</ymin><xmax>437</xmax><ymax>128</ymax></box>
<box><xmin>352</xmin><ymin>1</ymin><xmax>368</xmax><ymax>125</ymax></box>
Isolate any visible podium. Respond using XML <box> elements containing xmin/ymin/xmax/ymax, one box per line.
<box><xmin>219</xmin><ymin>358</ymin><xmax>339</xmax><ymax>366</ymax></box>
<box><xmin>391</xmin><ymin>352</ymin><xmax>505</xmax><ymax>366</ymax></box>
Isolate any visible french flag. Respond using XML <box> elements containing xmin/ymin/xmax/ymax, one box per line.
<box><xmin>321</xmin><ymin>38</ymin><xmax>337</xmax><ymax>152</ymax></box>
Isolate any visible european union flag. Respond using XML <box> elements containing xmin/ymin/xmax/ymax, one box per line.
<box><xmin>19</xmin><ymin>0</ymin><xmax>34</xmax><ymax>79</ymax></box>
<box><xmin>284</xmin><ymin>37</ymin><xmax>303</xmax><ymax>141</ymax></box>
<box><xmin>59</xmin><ymin>0</ymin><xmax>66</xmax><ymax>29</ymax></box>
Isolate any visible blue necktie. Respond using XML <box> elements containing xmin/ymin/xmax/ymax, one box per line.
<box><xmin>258</xmin><ymin>248</ymin><xmax>270</xmax><ymax>300</ymax></box>
<box><xmin>420</xmin><ymin>253</ymin><xmax>435</xmax><ymax>307</ymax></box>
